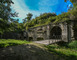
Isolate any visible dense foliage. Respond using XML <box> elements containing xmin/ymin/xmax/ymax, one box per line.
<box><xmin>0</xmin><ymin>0</ymin><xmax>25</xmax><ymax>39</ymax></box>
<box><xmin>0</xmin><ymin>0</ymin><xmax>18</xmax><ymax>34</ymax></box>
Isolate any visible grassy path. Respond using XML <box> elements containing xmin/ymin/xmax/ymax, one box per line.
<box><xmin>0</xmin><ymin>42</ymin><xmax>64</xmax><ymax>60</ymax></box>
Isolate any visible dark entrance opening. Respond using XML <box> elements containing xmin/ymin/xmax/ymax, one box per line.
<box><xmin>50</xmin><ymin>26</ymin><xmax>62</xmax><ymax>39</ymax></box>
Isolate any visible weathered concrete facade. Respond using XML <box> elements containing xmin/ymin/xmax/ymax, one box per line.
<box><xmin>28</xmin><ymin>22</ymin><xmax>74</xmax><ymax>42</ymax></box>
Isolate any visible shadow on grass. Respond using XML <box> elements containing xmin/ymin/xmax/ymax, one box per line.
<box><xmin>0</xmin><ymin>43</ymin><xmax>21</xmax><ymax>48</ymax></box>
<box><xmin>55</xmin><ymin>41</ymin><xmax>68</xmax><ymax>47</ymax></box>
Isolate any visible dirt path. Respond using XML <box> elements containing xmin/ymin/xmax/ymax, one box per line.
<box><xmin>0</xmin><ymin>43</ymin><xmax>64</xmax><ymax>60</ymax></box>
<box><xmin>34</xmin><ymin>39</ymin><xmax>61</xmax><ymax>45</ymax></box>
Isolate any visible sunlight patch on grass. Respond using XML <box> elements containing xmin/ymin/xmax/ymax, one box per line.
<box><xmin>0</xmin><ymin>39</ymin><xmax>30</xmax><ymax>48</ymax></box>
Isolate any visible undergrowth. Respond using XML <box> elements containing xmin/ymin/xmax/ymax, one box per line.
<box><xmin>46</xmin><ymin>41</ymin><xmax>77</xmax><ymax>60</ymax></box>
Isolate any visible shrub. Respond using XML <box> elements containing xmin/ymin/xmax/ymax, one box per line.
<box><xmin>68</xmin><ymin>40</ymin><xmax>77</xmax><ymax>48</ymax></box>
<box><xmin>46</xmin><ymin>41</ymin><xmax>77</xmax><ymax>60</ymax></box>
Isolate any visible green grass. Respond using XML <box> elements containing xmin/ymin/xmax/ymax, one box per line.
<box><xmin>68</xmin><ymin>41</ymin><xmax>77</xmax><ymax>49</ymax></box>
<box><xmin>46</xmin><ymin>41</ymin><xmax>77</xmax><ymax>60</ymax></box>
<box><xmin>0</xmin><ymin>39</ymin><xmax>30</xmax><ymax>48</ymax></box>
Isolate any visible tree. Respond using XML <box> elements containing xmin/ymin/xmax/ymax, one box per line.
<box><xmin>26</xmin><ymin>13</ymin><xmax>33</xmax><ymax>22</ymax></box>
<box><xmin>65</xmin><ymin>0</ymin><xmax>76</xmax><ymax>2</ymax></box>
<box><xmin>70</xmin><ymin>0</ymin><xmax>77</xmax><ymax>3</ymax></box>
<box><xmin>0</xmin><ymin>0</ymin><xmax>16</xmax><ymax>20</ymax></box>
<box><xmin>23</xmin><ymin>18</ymin><xmax>27</xmax><ymax>23</ymax></box>
<box><xmin>0</xmin><ymin>0</ymin><xmax>18</xmax><ymax>38</ymax></box>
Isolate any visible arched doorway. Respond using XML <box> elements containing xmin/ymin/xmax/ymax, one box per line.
<box><xmin>50</xmin><ymin>26</ymin><xmax>62</xmax><ymax>39</ymax></box>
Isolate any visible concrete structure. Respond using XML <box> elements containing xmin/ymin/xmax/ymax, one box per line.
<box><xmin>27</xmin><ymin>22</ymin><xmax>74</xmax><ymax>42</ymax></box>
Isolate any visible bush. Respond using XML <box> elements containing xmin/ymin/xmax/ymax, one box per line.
<box><xmin>68</xmin><ymin>40</ymin><xmax>77</xmax><ymax>48</ymax></box>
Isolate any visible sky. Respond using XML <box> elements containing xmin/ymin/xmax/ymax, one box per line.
<box><xmin>12</xmin><ymin>0</ymin><xmax>73</xmax><ymax>23</ymax></box>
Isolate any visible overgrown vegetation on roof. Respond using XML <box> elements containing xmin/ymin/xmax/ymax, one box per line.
<box><xmin>25</xmin><ymin>8</ymin><xmax>77</xmax><ymax>29</ymax></box>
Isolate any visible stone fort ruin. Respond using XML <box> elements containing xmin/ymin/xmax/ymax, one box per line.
<box><xmin>27</xmin><ymin>22</ymin><xmax>74</xmax><ymax>42</ymax></box>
